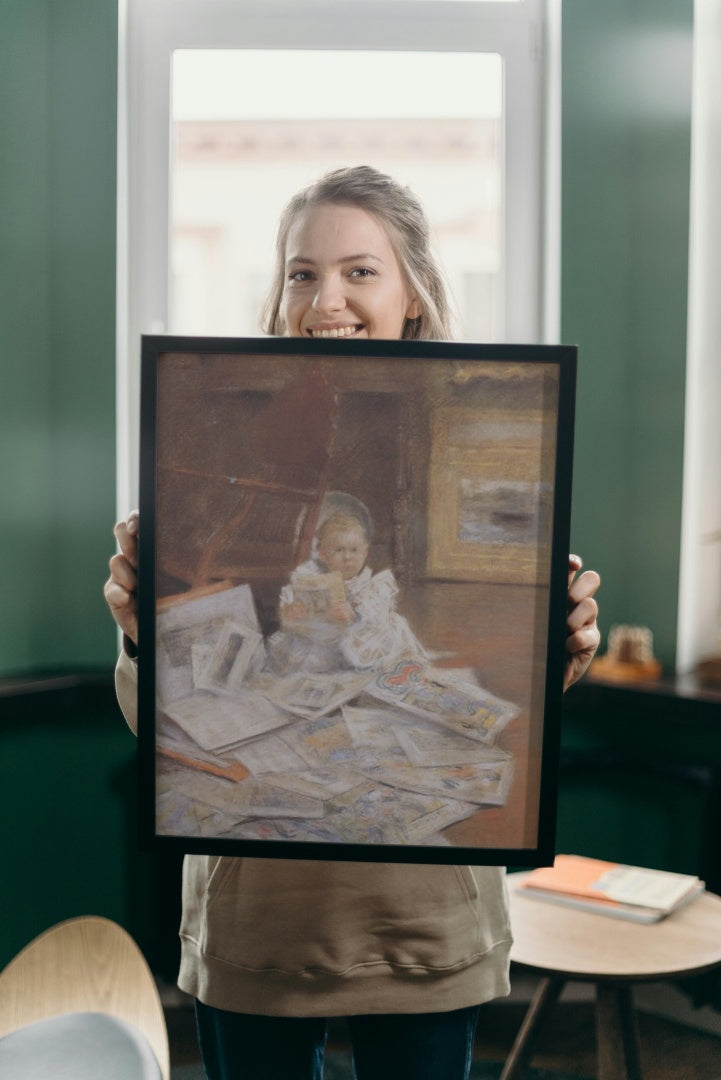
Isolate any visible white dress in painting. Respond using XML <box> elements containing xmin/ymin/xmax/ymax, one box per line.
<box><xmin>267</xmin><ymin>559</ymin><xmax>426</xmax><ymax>674</ymax></box>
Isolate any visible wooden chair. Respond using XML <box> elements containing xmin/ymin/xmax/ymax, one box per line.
<box><xmin>0</xmin><ymin>915</ymin><xmax>169</xmax><ymax>1079</ymax></box>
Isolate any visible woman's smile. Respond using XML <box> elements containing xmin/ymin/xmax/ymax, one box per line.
<box><xmin>307</xmin><ymin>323</ymin><xmax>364</xmax><ymax>339</ymax></box>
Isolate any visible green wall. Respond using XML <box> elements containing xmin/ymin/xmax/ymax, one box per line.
<box><xmin>0</xmin><ymin>0</ymin><xmax>133</xmax><ymax>967</ymax></box>
<box><xmin>0</xmin><ymin>1</ymin><xmax>693</xmax><ymax>677</ymax></box>
<box><xmin>0</xmin><ymin>0</ymin><xmax>697</xmax><ymax>967</ymax></box>
<box><xmin>562</xmin><ymin>0</ymin><xmax>693</xmax><ymax>669</ymax></box>
<box><xmin>0</xmin><ymin>0</ymin><xmax>118</xmax><ymax>676</ymax></box>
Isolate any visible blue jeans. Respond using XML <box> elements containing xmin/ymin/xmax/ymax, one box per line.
<box><xmin>195</xmin><ymin>1000</ymin><xmax>481</xmax><ymax>1080</ymax></box>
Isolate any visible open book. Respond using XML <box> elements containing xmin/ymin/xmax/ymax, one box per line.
<box><xmin>515</xmin><ymin>854</ymin><xmax>705</xmax><ymax>923</ymax></box>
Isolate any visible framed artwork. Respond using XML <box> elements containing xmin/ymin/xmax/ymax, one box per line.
<box><xmin>137</xmin><ymin>336</ymin><xmax>576</xmax><ymax>865</ymax></box>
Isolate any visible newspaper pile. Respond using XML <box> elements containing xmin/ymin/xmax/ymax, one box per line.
<box><xmin>155</xmin><ymin>585</ymin><xmax>519</xmax><ymax>847</ymax></box>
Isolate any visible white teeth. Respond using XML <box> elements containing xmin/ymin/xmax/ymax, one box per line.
<box><xmin>311</xmin><ymin>326</ymin><xmax>359</xmax><ymax>338</ymax></box>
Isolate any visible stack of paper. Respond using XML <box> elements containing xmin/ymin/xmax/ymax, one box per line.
<box><xmin>516</xmin><ymin>854</ymin><xmax>705</xmax><ymax>923</ymax></box>
<box><xmin>153</xmin><ymin>584</ymin><xmax>522</xmax><ymax>846</ymax></box>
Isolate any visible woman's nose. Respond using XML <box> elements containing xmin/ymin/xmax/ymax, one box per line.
<box><xmin>312</xmin><ymin>274</ymin><xmax>345</xmax><ymax>314</ymax></box>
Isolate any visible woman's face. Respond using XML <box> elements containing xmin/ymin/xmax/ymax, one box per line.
<box><xmin>281</xmin><ymin>203</ymin><xmax>421</xmax><ymax>340</ymax></box>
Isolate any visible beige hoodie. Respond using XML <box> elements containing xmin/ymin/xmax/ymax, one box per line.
<box><xmin>116</xmin><ymin>651</ymin><xmax>512</xmax><ymax>1016</ymax></box>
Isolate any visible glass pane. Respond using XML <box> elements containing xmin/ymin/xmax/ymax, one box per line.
<box><xmin>170</xmin><ymin>50</ymin><xmax>503</xmax><ymax>340</ymax></box>
<box><xmin>334</xmin><ymin>1</ymin><xmax>521</xmax><ymax>4</ymax></box>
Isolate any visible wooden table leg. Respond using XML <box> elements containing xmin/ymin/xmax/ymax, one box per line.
<box><xmin>499</xmin><ymin>976</ymin><xmax>565</xmax><ymax>1080</ymax></box>
<box><xmin>596</xmin><ymin>982</ymin><xmax>643</xmax><ymax>1080</ymax></box>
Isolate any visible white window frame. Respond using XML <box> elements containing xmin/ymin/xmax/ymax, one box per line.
<box><xmin>116</xmin><ymin>0</ymin><xmax>558</xmax><ymax>511</ymax></box>
<box><xmin>676</xmin><ymin>0</ymin><xmax>721</xmax><ymax>674</ymax></box>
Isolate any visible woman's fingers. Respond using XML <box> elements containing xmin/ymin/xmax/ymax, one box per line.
<box><xmin>103</xmin><ymin>574</ymin><xmax>138</xmax><ymax>642</ymax></box>
<box><xmin>564</xmin><ymin>560</ymin><xmax>601</xmax><ymax>690</ymax></box>
<box><xmin>113</xmin><ymin>512</ymin><xmax>139</xmax><ymax>568</ymax></box>
<box><xmin>568</xmin><ymin>566</ymin><xmax>601</xmax><ymax>610</ymax></box>
<box><xmin>105</xmin><ymin>511</ymin><xmax>140</xmax><ymax>644</ymax></box>
<box><xmin>567</xmin><ymin>587</ymin><xmax>600</xmax><ymax>635</ymax></box>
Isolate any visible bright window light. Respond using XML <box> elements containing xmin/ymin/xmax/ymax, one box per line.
<box><xmin>172</xmin><ymin>50</ymin><xmax>502</xmax><ymax>121</ymax></box>
<box><xmin>170</xmin><ymin>50</ymin><xmax>504</xmax><ymax>341</ymax></box>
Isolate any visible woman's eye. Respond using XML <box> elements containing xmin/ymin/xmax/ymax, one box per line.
<box><xmin>349</xmin><ymin>267</ymin><xmax>375</xmax><ymax>279</ymax></box>
<box><xmin>288</xmin><ymin>269</ymin><xmax>313</xmax><ymax>283</ymax></box>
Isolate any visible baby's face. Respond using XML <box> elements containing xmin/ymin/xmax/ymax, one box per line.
<box><xmin>317</xmin><ymin>525</ymin><xmax>368</xmax><ymax>580</ymax></box>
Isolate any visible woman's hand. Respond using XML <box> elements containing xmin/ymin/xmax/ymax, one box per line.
<box><xmin>564</xmin><ymin>554</ymin><xmax>601</xmax><ymax>691</ymax></box>
<box><xmin>103</xmin><ymin>510</ymin><xmax>139</xmax><ymax>646</ymax></box>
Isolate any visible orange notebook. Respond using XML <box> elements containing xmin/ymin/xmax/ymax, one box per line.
<box><xmin>516</xmin><ymin>855</ymin><xmax>704</xmax><ymax>923</ymax></box>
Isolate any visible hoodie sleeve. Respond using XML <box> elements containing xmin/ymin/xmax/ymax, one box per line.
<box><xmin>115</xmin><ymin>647</ymin><xmax>139</xmax><ymax>736</ymax></box>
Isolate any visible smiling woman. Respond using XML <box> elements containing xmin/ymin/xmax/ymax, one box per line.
<box><xmin>106</xmin><ymin>157</ymin><xmax>599</xmax><ymax>1080</ymax></box>
<box><xmin>263</xmin><ymin>167</ymin><xmax>451</xmax><ymax>341</ymax></box>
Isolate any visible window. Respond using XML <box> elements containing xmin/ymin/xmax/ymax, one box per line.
<box><xmin>118</xmin><ymin>0</ymin><xmax>556</xmax><ymax>509</ymax></box>
<box><xmin>169</xmin><ymin>49</ymin><xmax>503</xmax><ymax>340</ymax></box>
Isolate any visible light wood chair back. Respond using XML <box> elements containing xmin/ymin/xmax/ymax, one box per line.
<box><xmin>0</xmin><ymin>915</ymin><xmax>169</xmax><ymax>1080</ymax></box>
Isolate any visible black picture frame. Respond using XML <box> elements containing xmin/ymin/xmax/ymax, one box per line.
<box><xmin>138</xmin><ymin>335</ymin><xmax>576</xmax><ymax>865</ymax></box>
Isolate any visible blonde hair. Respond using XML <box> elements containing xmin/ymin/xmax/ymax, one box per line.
<box><xmin>262</xmin><ymin>165</ymin><xmax>453</xmax><ymax>341</ymax></box>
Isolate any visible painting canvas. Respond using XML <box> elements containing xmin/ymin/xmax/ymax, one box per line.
<box><xmin>137</xmin><ymin>336</ymin><xmax>576</xmax><ymax>864</ymax></box>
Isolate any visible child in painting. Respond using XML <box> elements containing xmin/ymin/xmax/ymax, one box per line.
<box><xmin>267</xmin><ymin>493</ymin><xmax>426</xmax><ymax>674</ymax></box>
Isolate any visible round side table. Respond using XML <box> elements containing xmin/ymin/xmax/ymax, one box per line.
<box><xmin>502</xmin><ymin>872</ymin><xmax>721</xmax><ymax>1080</ymax></box>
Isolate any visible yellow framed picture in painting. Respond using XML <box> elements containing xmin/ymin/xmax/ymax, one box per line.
<box><xmin>426</xmin><ymin>363</ymin><xmax>559</xmax><ymax>585</ymax></box>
